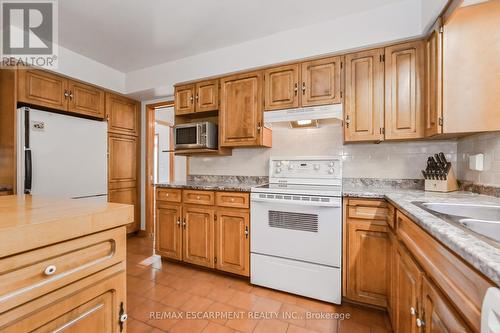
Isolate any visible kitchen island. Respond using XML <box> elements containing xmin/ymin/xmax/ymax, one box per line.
<box><xmin>0</xmin><ymin>195</ymin><xmax>133</xmax><ymax>332</ymax></box>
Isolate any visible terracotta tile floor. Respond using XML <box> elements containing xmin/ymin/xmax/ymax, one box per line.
<box><xmin>126</xmin><ymin>236</ymin><xmax>392</xmax><ymax>333</ymax></box>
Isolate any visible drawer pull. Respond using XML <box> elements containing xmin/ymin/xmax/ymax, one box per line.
<box><xmin>231</xmin><ymin>198</ymin><xmax>235</xmax><ymax>202</ymax></box>
<box><xmin>410</xmin><ymin>307</ymin><xmax>417</xmax><ymax>316</ymax></box>
<box><xmin>44</xmin><ymin>265</ymin><xmax>57</xmax><ymax>276</ymax></box>
<box><xmin>196</xmin><ymin>195</ymin><xmax>200</xmax><ymax>200</ymax></box>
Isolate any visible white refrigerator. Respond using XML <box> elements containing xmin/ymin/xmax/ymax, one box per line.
<box><xmin>16</xmin><ymin>107</ymin><xmax>108</xmax><ymax>202</ymax></box>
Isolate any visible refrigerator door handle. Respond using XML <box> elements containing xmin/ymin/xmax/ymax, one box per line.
<box><xmin>25</xmin><ymin>149</ymin><xmax>32</xmax><ymax>194</ymax></box>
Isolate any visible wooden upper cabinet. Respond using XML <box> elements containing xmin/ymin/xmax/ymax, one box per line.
<box><xmin>344</xmin><ymin>49</ymin><xmax>385</xmax><ymax>142</ymax></box>
<box><xmin>215</xmin><ymin>209</ymin><xmax>250</xmax><ymax>277</ymax></box>
<box><xmin>108</xmin><ymin>134</ymin><xmax>137</xmax><ymax>190</ymax></box>
<box><xmin>17</xmin><ymin>69</ymin><xmax>68</xmax><ymax>111</ymax></box>
<box><xmin>422</xmin><ymin>277</ymin><xmax>472</xmax><ymax>333</ymax></box>
<box><xmin>68</xmin><ymin>80</ymin><xmax>105</xmax><ymax>119</ymax></box>
<box><xmin>396</xmin><ymin>245</ymin><xmax>423</xmax><ymax>333</ymax></box>
<box><xmin>384</xmin><ymin>41</ymin><xmax>425</xmax><ymax>140</ymax></box>
<box><xmin>175</xmin><ymin>84</ymin><xmax>195</xmax><ymax>115</ymax></box>
<box><xmin>183</xmin><ymin>205</ymin><xmax>214</xmax><ymax>268</ymax></box>
<box><xmin>156</xmin><ymin>203</ymin><xmax>183</xmax><ymax>261</ymax></box>
<box><xmin>301</xmin><ymin>56</ymin><xmax>342</xmax><ymax>107</ymax></box>
<box><xmin>425</xmin><ymin>19</ymin><xmax>443</xmax><ymax>137</ymax></box>
<box><xmin>264</xmin><ymin>64</ymin><xmax>300</xmax><ymax>111</ymax></box>
<box><xmin>195</xmin><ymin>80</ymin><xmax>219</xmax><ymax>113</ymax></box>
<box><xmin>220</xmin><ymin>71</ymin><xmax>266</xmax><ymax>147</ymax></box>
<box><xmin>346</xmin><ymin>218</ymin><xmax>389</xmax><ymax>307</ymax></box>
<box><xmin>106</xmin><ymin>93</ymin><xmax>139</xmax><ymax>136</ymax></box>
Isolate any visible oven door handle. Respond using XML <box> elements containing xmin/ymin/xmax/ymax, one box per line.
<box><xmin>250</xmin><ymin>197</ymin><xmax>341</xmax><ymax>208</ymax></box>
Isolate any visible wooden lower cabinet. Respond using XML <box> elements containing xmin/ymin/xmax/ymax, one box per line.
<box><xmin>109</xmin><ymin>187</ymin><xmax>139</xmax><ymax>233</ymax></box>
<box><xmin>156</xmin><ymin>203</ymin><xmax>182</xmax><ymax>260</ymax></box>
<box><xmin>183</xmin><ymin>205</ymin><xmax>215</xmax><ymax>268</ymax></box>
<box><xmin>215</xmin><ymin>209</ymin><xmax>250</xmax><ymax>277</ymax></box>
<box><xmin>155</xmin><ymin>189</ymin><xmax>250</xmax><ymax>277</ymax></box>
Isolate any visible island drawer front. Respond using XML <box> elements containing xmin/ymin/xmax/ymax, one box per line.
<box><xmin>347</xmin><ymin>199</ymin><xmax>388</xmax><ymax>221</ymax></box>
<box><xmin>0</xmin><ymin>227</ymin><xmax>125</xmax><ymax>314</ymax></box>
<box><xmin>183</xmin><ymin>190</ymin><xmax>215</xmax><ymax>205</ymax></box>
<box><xmin>157</xmin><ymin>188</ymin><xmax>182</xmax><ymax>202</ymax></box>
<box><xmin>215</xmin><ymin>192</ymin><xmax>249</xmax><ymax>209</ymax></box>
<box><xmin>396</xmin><ymin>211</ymin><xmax>493</xmax><ymax>332</ymax></box>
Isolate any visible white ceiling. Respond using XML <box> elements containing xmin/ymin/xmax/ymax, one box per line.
<box><xmin>59</xmin><ymin>0</ymin><xmax>404</xmax><ymax>72</ymax></box>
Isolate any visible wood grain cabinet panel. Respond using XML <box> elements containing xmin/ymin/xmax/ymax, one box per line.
<box><xmin>301</xmin><ymin>56</ymin><xmax>342</xmax><ymax>107</ymax></box>
<box><xmin>425</xmin><ymin>19</ymin><xmax>443</xmax><ymax>137</ymax></box>
<box><xmin>264</xmin><ymin>64</ymin><xmax>300</xmax><ymax>110</ymax></box>
<box><xmin>346</xmin><ymin>219</ymin><xmax>389</xmax><ymax>307</ymax></box>
<box><xmin>156</xmin><ymin>203</ymin><xmax>183</xmax><ymax>261</ymax></box>
<box><xmin>108</xmin><ymin>134</ymin><xmax>137</xmax><ymax>190</ymax></box>
<box><xmin>422</xmin><ymin>276</ymin><xmax>472</xmax><ymax>333</ymax></box>
<box><xmin>384</xmin><ymin>41</ymin><xmax>425</xmax><ymax>140</ymax></box>
<box><xmin>344</xmin><ymin>49</ymin><xmax>385</xmax><ymax>142</ymax></box>
<box><xmin>108</xmin><ymin>187</ymin><xmax>138</xmax><ymax>233</ymax></box>
<box><xmin>215</xmin><ymin>209</ymin><xmax>250</xmax><ymax>276</ymax></box>
<box><xmin>183</xmin><ymin>206</ymin><xmax>214</xmax><ymax>268</ymax></box>
<box><xmin>220</xmin><ymin>71</ymin><xmax>266</xmax><ymax>147</ymax></box>
<box><xmin>68</xmin><ymin>81</ymin><xmax>105</xmax><ymax>119</ymax></box>
<box><xmin>195</xmin><ymin>80</ymin><xmax>219</xmax><ymax>113</ymax></box>
<box><xmin>106</xmin><ymin>93</ymin><xmax>139</xmax><ymax>136</ymax></box>
<box><xmin>17</xmin><ymin>69</ymin><xmax>68</xmax><ymax>111</ymax></box>
<box><xmin>175</xmin><ymin>84</ymin><xmax>195</xmax><ymax>115</ymax></box>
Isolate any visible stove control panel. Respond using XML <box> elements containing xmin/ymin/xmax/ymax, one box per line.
<box><xmin>269</xmin><ymin>157</ymin><xmax>341</xmax><ymax>182</ymax></box>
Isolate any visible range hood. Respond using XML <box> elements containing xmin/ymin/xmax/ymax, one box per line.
<box><xmin>263</xmin><ymin>104</ymin><xmax>343</xmax><ymax>123</ymax></box>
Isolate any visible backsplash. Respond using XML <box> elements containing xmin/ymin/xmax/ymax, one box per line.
<box><xmin>457</xmin><ymin>132</ymin><xmax>500</xmax><ymax>186</ymax></box>
<box><xmin>189</xmin><ymin>120</ymin><xmax>458</xmax><ymax>179</ymax></box>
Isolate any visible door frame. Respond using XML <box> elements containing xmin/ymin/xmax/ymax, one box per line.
<box><xmin>145</xmin><ymin>100</ymin><xmax>174</xmax><ymax>237</ymax></box>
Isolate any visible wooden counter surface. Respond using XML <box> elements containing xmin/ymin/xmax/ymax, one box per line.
<box><xmin>0</xmin><ymin>195</ymin><xmax>133</xmax><ymax>258</ymax></box>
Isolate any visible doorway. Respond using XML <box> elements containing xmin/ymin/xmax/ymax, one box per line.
<box><xmin>145</xmin><ymin>101</ymin><xmax>186</xmax><ymax>239</ymax></box>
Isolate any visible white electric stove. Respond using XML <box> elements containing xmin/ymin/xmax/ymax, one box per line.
<box><xmin>250</xmin><ymin>156</ymin><xmax>343</xmax><ymax>304</ymax></box>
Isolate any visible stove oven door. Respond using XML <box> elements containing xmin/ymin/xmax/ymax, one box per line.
<box><xmin>250</xmin><ymin>194</ymin><xmax>342</xmax><ymax>267</ymax></box>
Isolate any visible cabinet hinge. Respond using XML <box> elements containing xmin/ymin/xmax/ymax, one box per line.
<box><xmin>438</xmin><ymin>117</ymin><xmax>443</xmax><ymax>126</ymax></box>
<box><xmin>340</xmin><ymin>91</ymin><xmax>343</xmax><ymax>99</ymax></box>
<box><xmin>380</xmin><ymin>127</ymin><xmax>385</xmax><ymax>135</ymax></box>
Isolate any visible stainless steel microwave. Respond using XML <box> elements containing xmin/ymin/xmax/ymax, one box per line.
<box><xmin>174</xmin><ymin>122</ymin><xmax>218</xmax><ymax>150</ymax></box>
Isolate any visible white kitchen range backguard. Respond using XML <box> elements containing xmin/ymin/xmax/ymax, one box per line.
<box><xmin>250</xmin><ymin>156</ymin><xmax>343</xmax><ymax>304</ymax></box>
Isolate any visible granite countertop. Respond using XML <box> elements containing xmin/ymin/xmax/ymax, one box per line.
<box><xmin>0</xmin><ymin>195</ymin><xmax>133</xmax><ymax>257</ymax></box>
<box><xmin>344</xmin><ymin>185</ymin><xmax>500</xmax><ymax>287</ymax></box>
<box><xmin>155</xmin><ymin>181</ymin><xmax>257</xmax><ymax>192</ymax></box>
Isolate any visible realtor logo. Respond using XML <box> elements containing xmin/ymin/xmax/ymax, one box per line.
<box><xmin>1</xmin><ymin>0</ymin><xmax>58</xmax><ymax>68</ymax></box>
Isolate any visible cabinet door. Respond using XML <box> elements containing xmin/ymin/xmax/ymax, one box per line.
<box><xmin>220</xmin><ymin>71</ymin><xmax>263</xmax><ymax>147</ymax></box>
<box><xmin>1</xmin><ymin>271</ymin><xmax>125</xmax><ymax>333</ymax></box>
<box><xmin>385</xmin><ymin>41</ymin><xmax>425</xmax><ymax>140</ymax></box>
<box><xmin>387</xmin><ymin>230</ymin><xmax>397</xmax><ymax>330</ymax></box>
<box><xmin>183</xmin><ymin>205</ymin><xmax>214</xmax><ymax>268</ymax></box>
<box><xmin>17</xmin><ymin>69</ymin><xmax>68</xmax><ymax>111</ymax></box>
<box><xmin>264</xmin><ymin>64</ymin><xmax>300</xmax><ymax>111</ymax></box>
<box><xmin>175</xmin><ymin>84</ymin><xmax>195</xmax><ymax>115</ymax></box>
<box><xmin>346</xmin><ymin>219</ymin><xmax>388</xmax><ymax>307</ymax></box>
<box><xmin>425</xmin><ymin>20</ymin><xmax>443</xmax><ymax>137</ymax></box>
<box><xmin>68</xmin><ymin>80</ymin><xmax>105</xmax><ymax>119</ymax></box>
<box><xmin>422</xmin><ymin>277</ymin><xmax>471</xmax><ymax>333</ymax></box>
<box><xmin>109</xmin><ymin>187</ymin><xmax>138</xmax><ymax>233</ymax></box>
<box><xmin>215</xmin><ymin>209</ymin><xmax>250</xmax><ymax>276</ymax></box>
<box><xmin>344</xmin><ymin>49</ymin><xmax>385</xmax><ymax>142</ymax></box>
<box><xmin>195</xmin><ymin>80</ymin><xmax>219</xmax><ymax>112</ymax></box>
<box><xmin>301</xmin><ymin>56</ymin><xmax>342</xmax><ymax>107</ymax></box>
<box><xmin>396</xmin><ymin>246</ymin><xmax>423</xmax><ymax>333</ymax></box>
<box><xmin>156</xmin><ymin>203</ymin><xmax>183</xmax><ymax>260</ymax></box>
<box><xmin>106</xmin><ymin>93</ymin><xmax>139</xmax><ymax>136</ymax></box>
<box><xmin>108</xmin><ymin>134</ymin><xmax>137</xmax><ymax>189</ymax></box>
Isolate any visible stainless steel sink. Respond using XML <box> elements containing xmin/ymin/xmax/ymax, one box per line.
<box><xmin>415</xmin><ymin>202</ymin><xmax>500</xmax><ymax>243</ymax></box>
<box><xmin>422</xmin><ymin>202</ymin><xmax>500</xmax><ymax>221</ymax></box>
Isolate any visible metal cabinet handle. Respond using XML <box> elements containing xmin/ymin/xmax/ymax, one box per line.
<box><xmin>345</xmin><ymin>115</ymin><xmax>350</xmax><ymax>128</ymax></box>
<box><xmin>294</xmin><ymin>83</ymin><xmax>298</xmax><ymax>96</ymax></box>
<box><xmin>230</xmin><ymin>198</ymin><xmax>235</xmax><ymax>202</ymax></box>
<box><xmin>44</xmin><ymin>265</ymin><xmax>57</xmax><ymax>276</ymax></box>
<box><xmin>176</xmin><ymin>218</ymin><xmax>181</xmax><ymax>226</ymax></box>
<box><xmin>64</xmin><ymin>90</ymin><xmax>69</xmax><ymax>98</ymax></box>
<box><xmin>245</xmin><ymin>226</ymin><xmax>249</xmax><ymax>239</ymax></box>
<box><xmin>120</xmin><ymin>313</ymin><xmax>128</xmax><ymax>323</ymax></box>
<box><xmin>183</xmin><ymin>219</ymin><xmax>186</xmax><ymax>229</ymax></box>
<box><xmin>410</xmin><ymin>307</ymin><xmax>416</xmax><ymax>316</ymax></box>
<box><xmin>302</xmin><ymin>82</ymin><xmax>306</xmax><ymax>95</ymax></box>
<box><xmin>190</xmin><ymin>96</ymin><xmax>194</xmax><ymax>102</ymax></box>
<box><xmin>195</xmin><ymin>94</ymin><xmax>199</xmax><ymax>101</ymax></box>
<box><xmin>416</xmin><ymin>318</ymin><xmax>425</xmax><ymax>327</ymax></box>
<box><xmin>196</xmin><ymin>195</ymin><xmax>200</xmax><ymax>200</ymax></box>
<box><xmin>69</xmin><ymin>91</ymin><xmax>73</xmax><ymax>99</ymax></box>
<box><xmin>257</xmin><ymin>122</ymin><xmax>262</xmax><ymax>133</ymax></box>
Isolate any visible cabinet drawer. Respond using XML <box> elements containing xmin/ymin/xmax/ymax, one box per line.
<box><xmin>0</xmin><ymin>227</ymin><xmax>125</xmax><ymax>314</ymax></box>
<box><xmin>215</xmin><ymin>192</ymin><xmax>249</xmax><ymax>209</ymax></box>
<box><xmin>348</xmin><ymin>203</ymin><xmax>388</xmax><ymax>221</ymax></box>
<box><xmin>157</xmin><ymin>188</ymin><xmax>182</xmax><ymax>203</ymax></box>
<box><xmin>183</xmin><ymin>190</ymin><xmax>214</xmax><ymax>205</ymax></box>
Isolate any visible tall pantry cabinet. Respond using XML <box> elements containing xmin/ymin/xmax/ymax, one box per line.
<box><xmin>106</xmin><ymin>93</ymin><xmax>141</xmax><ymax>233</ymax></box>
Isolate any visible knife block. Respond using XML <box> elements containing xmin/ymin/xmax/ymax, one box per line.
<box><xmin>424</xmin><ymin>168</ymin><xmax>458</xmax><ymax>192</ymax></box>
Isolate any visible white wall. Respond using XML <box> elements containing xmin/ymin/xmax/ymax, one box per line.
<box><xmin>125</xmin><ymin>0</ymin><xmax>424</xmax><ymax>98</ymax></box>
<box><xmin>189</xmin><ymin>121</ymin><xmax>458</xmax><ymax>179</ymax></box>
<box><xmin>457</xmin><ymin>132</ymin><xmax>500</xmax><ymax>186</ymax></box>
